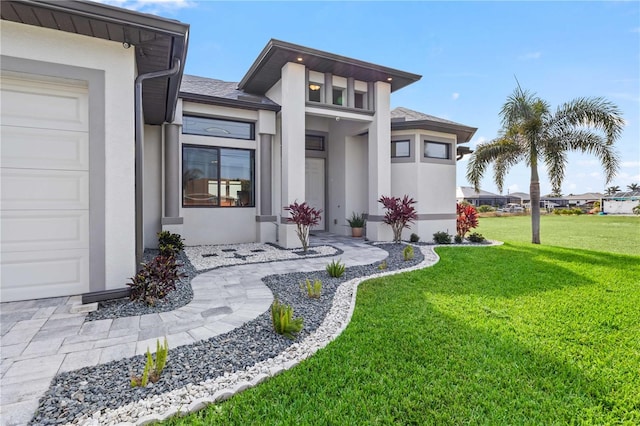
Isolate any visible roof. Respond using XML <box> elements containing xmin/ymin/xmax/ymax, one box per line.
<box><xmin>603</xmin><ymin>190</ymin><xmax>640</xmax><ymax>199</ymax></box>
<box><xmin>565</xmin><ymin>192</ymin><xmax>604</xmax><ymax>200</ymax></box>
<box><xmin>1</xmin><ymin>0</ymin><xmax>189</xmax><ymax>125</ymax></box>
<box><xmin>238</xmin><ymin>39</ymin><xmax>422</xmax><ymax>95</ymax></box>
<box><xmin>391</xmin><ymin>107</ymin><xmax>477</xmax><ymax>143</ymax></box>
<box><xmin>179</xmin><ymin>75</ymin><xmax>280</xmax><ymax>112</ymax></box>
<box><xmin>509</xmin><ymin>192</ymin><xmax>530</xmax><ymax>200</ymax></box>
<box><xmin>457</xmin><ymin>186</ymin><xmax>505</xmax><ymax>199</ymax></box>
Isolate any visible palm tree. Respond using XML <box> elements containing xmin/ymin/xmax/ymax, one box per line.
<box><xmin>627</xmin><ymin>183</ymin><xmax>639</xmax><ymax>192</ymax></box>
<box><xmin>605</xmin><ymin>185</ymin><xmax>621</xmax><ymax>195</ymax></box>
<box><xmin>467</xmin><ymin>85</ymin><xmax>623</xmax><ymax>244</ymax></box>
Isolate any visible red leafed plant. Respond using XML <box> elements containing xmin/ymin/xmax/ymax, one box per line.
<box><xmin>378</xmin><ymin>195</ymin><xmax>418</xmax><ymax>242</ymax></box>
<box><xmin>284</xmin><ymin>201</ymin><xmax>322</xmax><ymax>252</ymax></box>
<box><xmin>456</xmin><ymin>203</ymin><xmax>479</xmax><ymax>238</ymax></box>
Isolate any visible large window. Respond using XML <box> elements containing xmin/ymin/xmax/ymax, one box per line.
<box><xmin>183</xmin><ymin>145</ymin><xmax>254</xmax><ymax>207</ymax></box>
<box><xmin>392</xmin><ymin>140</ymin><xmax>410</xmax><ymax>158</ymax></box>
<box><xmin>308</xmin><ymin>83</ymin><xmax>322</xmax><ymax>102</ymax></box>
<box><xmin>424</xmin><ymin>141</ymin><xmax>450</xmax><ymax>159</ymax></box>
<box><xmin>183</xmin><ymin>115</ymin><xmax>255</xmax><ymax>140</ymax></box>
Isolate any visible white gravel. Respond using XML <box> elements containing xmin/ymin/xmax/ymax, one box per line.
<box><xmin>184</xmin><ymin>243</ymin><xmax>340</xmax><ymax>271</ymax></box>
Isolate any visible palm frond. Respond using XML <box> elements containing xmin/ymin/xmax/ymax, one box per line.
<box><xmin>556</xmin><ymin>129</ymin><xmax>620</xmax><ymax>184</ymax></box>
<box><xmin>466</xmin><ymin>138</ymin><xmax>522</xmax><ymax>192</ymax></box>
<box><xmin>553</xmin><ymin>97</ymin><xmax>624</xmax><ymax>143</ymax></box>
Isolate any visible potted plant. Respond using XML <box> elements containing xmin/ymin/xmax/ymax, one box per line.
<box><xmin>347</xmin><ymin>212</ymin><xmax>366</xmax><ymax>237</ymax></box>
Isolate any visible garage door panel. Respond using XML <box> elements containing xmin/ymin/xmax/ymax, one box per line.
<box><xmin>1</xmin><ymin>210</ymin><xmax>89</xmax><ymax>252</ymax></box>
<box><xmin>0</xmin><ymin>75</ymin><xmax>88</xmax><ymax>132</ymax></box>
<box><xmin>0</xmin><ymin>249</ymin><xmax>89</xmax><ymax>302</ymax></box>
<box><xmin>1</xmin><ymin>126</ymin><xmax>89</xmax><ymax>171</ymax></box>
<box><xmin>1</xmin><ymin>169</ymin><xmax>89</xmax><ymax>210</ymax></box>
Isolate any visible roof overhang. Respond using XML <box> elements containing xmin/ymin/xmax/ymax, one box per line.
<box><xmin>179</xmin><ymin>91</ymin><xmax>281</xmax><ymax>112</ymax></box>
<box><xmin>391</xmin><ymin>119</ymin><xmax>477</xmax><ymax>144</ymax></box>
<box><xmin>238</xmin><ymin>39</ymin><xmax>422</xmax><ymax>95</ymax></box>
<box><xmin>1</xmin><ymin>0</ymin><xmax>189</xmax><ymax>124</ymax></box>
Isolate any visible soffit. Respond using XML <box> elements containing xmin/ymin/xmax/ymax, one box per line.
<box><xmin>1</xmin><ymin>0</ymin><xmax>189</xmax><ymax>124</ymax></box>
<box><xmin>239</xmin><ymin>39</ymin><xmax>422</xmax><ymax>95</ymax></box>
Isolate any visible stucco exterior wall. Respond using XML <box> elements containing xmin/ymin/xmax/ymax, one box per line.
<box><xmin>390</xmin><ymin>129</ymin><xmax>458</xmax><ymax>241</ymax></box>
<box><xmin>144</xmin><ymin>125</ymin><xmax>163</xmax><ymax>249</ymax></box>
<box><xmin>1</xmin><ymin>20</ymin><xmax>136</xmax><ymax>290</ymax></box>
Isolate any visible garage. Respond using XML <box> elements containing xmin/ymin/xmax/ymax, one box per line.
<box><xmin>1</xmin><ymin>72</ymin><xmax>90</xmax><ymax>302</ymax></box>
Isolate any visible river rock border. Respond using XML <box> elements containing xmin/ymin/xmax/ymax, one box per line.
<box><xmin>70</xmin><ymin>242</ymin><xmax>501</xmax><ymax>426</ymax></box>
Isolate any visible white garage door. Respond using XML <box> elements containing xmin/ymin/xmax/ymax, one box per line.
<box><xmin>1</xmin><ymin>72</ymin><xmax>90</xmax><ymax>302</ymax></box>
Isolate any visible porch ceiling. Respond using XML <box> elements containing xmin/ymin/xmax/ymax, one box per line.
<box><xmin>1</xmin><ymin>0</ymin><xmax>189</xmax><ymax>125</ymax></box>
<box><xmin>239</xmin><ymin>39</ymin><xmax>422</xmax><ymax>95</ymax></box>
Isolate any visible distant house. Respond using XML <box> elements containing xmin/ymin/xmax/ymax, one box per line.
<box><xmin>456</xmin><ymin>187</ymin><xmax>507</xmax><ymax>207</ymax></box>
<box><xmin>602</xmin><ymin>191</ymin><xmax>640</xmax><ymax>214</ymax></box>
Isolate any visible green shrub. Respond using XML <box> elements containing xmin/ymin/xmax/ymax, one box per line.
<box><xmin>326</xmin><ymin>259</ymin><xmax>346</xmax><ymax>278</ymax></box>
<box><xmin>433</xmin><ymin>231</ymin><xmax>452</xmax><ymax>244</ymax></box>
<box><xmin>377</xmin><ymin>260</ymin><xmax>387</xmax><ymax>270</ymax></box>
<box><xmin>346</xmin><ymin>212</ymin><xmax>366</xmax><ymax>228</ymax></box>
<box><xmin>554</xmin><ymin>208</ymin><xmax>584</xmax><ymax>216</ymax></box>
<box><xmin>633</xmin><ymin>203</ymin><xmax>640</xmax><ymax>215</ymax></box>
<box><xmin>157</xmin><ymin>231</ymin><xmax>185</xmax><ymax>256</ymax></box>
<box><xmin>131</xmin><ymin>338</ymin><xmax>168</xmax><ymax>387</ymax></box>
<box><xmin>301</xmin><ymin>278</ymin><xmax>322</xmax><ymax>299</ymax></box>
<box><xmin>271</xmin><ymin>299</ymin><xmax>303</xmax><ymax>339</ymax></box>
<box><xmin>477</xmin><ymin>205</ymin><xmax>495</xmax><ymax>213</ymax></box>
<box><xmin>454</xmin><ymin>235</ymin><xmax>463</xmax><ymax>244</ymax></box>
<box><xmin>127</xmin><ymin>255</ymin><xmax>182</xmax><ymax>305</ymax></box>
<box><xmin>467</xmin><ymin>232</ymin><xmax>486</xmax><ymax>243</ymax></box>
<box><xmin>409</xmin><ymin>233</ymin><xmax>420</xmax><ymax>243</ymax></box>
<box><xmin>403</xmin><ymin>245</ymin><xmax>414</xmax><ymax>261</ymax></box>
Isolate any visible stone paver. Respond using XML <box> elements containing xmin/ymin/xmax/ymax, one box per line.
<box><xmin>0</xmin><ymin>234</ymin><xmax>385</xmax><ymax>425</ymax></box>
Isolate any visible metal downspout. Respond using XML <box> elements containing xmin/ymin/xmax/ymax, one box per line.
<box><xmin>134</xmin><ymin>57</ymin><xmax>181</xmax><ymax>265</ymax></box>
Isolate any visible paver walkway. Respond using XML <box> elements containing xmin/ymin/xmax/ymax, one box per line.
<box><xmin>0</xmin><ymin>234</ymin><xmax>386</xmax><ymax>426</ymax></box>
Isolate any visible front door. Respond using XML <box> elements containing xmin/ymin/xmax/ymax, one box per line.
<box><xmin>305</xmin><ymin>157</ymin><xmax>325</xmax><ymax>230</ymax></box>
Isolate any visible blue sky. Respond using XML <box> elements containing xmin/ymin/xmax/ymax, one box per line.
<box><xmin>106</xmin><ymin>0</ymin><xmax>639</xmax><ymax>196</ymax></box>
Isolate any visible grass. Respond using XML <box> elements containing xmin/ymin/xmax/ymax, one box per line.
<box><xmin>476</xmin><ymin>214</ymin><xmax>640</xmax><ymax>256</ymax></box>
<box><xmin>166</xmin><ymin>217</ymin><xmax>640</xmax><ymax>425</ymax></box>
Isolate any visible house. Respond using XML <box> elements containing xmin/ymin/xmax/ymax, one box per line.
<box><xmin>602</xmin><ymin>191</ymin><xmax>640</xmax><ymax>214</ymax></box>
<box><xmin>456</xmin><ymin>186</ymin><xmax>507</xmax><ymax>207</ymax></box>
<box><xmin>0</xmin><ymin>0</ymin><xmax>476</xmax><ymax>303</ymax></box>
<box><xmin>565</xmin><ymin>192</ymin><xmax>604</xmax><ymax>208</ymax></box>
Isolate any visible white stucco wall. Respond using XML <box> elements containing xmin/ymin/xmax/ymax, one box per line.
<box><xmin>1</xmin><ymin>21</ymin><xmax>136</xmax><ymax>290</ymax></box>
<box><xmin>144</xmin><ymin>125</ymin><xmax>163</xmax><ymax>249</ymax></box>
<box><xmin>390</xmin><ymin>129</ymin><xmax>458</xmax><ymax>241</ymax></box>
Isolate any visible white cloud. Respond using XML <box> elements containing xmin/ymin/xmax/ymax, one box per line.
<box><xmin>508</xmin><ymin>184</ymin><xmax>520</xmax><ymax>192</ymax></box>
<box><xmin>452</xmin><ymin>92</ymin><xmax>460</xmax><ymax>100</ymax></box>
<box><xmin>621</xmin><ymin>160</ymin><xmax>640</xmax><ymax>168</ymax></box>
<box><xmin>589</xmin><ymin>172</ymin><xmax>602</xmax><ymax>178</ymax></box>
<box><xmin>518</xmin><ymin>52</ymin><xmax>541</xmax><ymax>60</ymax></box>
<box><xmin>96</xmin><ymin>0</ymin><xmax>193</xmax><ymax>13</ymax></box>
<box><xmin>469</xmin><ymin>136</ymin><xmax>487</xmax><ymax>149</ymax></box>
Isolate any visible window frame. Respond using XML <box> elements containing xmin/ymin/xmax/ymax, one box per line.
<box><xmin>182</xmin><ymin>115</ymin><xmax>255</xmax><ymax>141</ymax></box>
<box><xmin>182</xmin><ymin>144</ymin><xmax>255</xmax><ymax>208</ymax></box>
<box><xmin>391</xmin><ymin>140</ymin><xmax>411</xmax><ymax>158</ymax></box>
<box><xmin>308</xmin><ymin>83</ymin><xmax>323</xmax><ymax>103</ymax></box>
<box><xmin>423</xmin><ymin>141</ymin><xmax>451</xmax><ymax>160</ymax></box>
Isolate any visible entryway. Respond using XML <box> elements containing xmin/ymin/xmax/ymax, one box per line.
<box><xmin>305</xmin><ymin>157</ymin><xmax>325</xmax><ymax>230</ymax></box>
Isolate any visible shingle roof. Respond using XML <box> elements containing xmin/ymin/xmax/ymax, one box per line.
<box><xmin>391</xmin><ymin>107</ymin><xmax>470</xmax><ymax>127</ymax></box>
<box><xmin>456</xmin><ymin>186</ymin><xmax>505</xmax><ymax>199</ymax></box>
<box><xmin>180</xmin><ymin>74</ymin><xmax>280</xmax><ymax>110</ymax></box>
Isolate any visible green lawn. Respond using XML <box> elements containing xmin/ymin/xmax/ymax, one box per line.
<box><xmin>476</xmin><ymin>214</ymin><xmax>640</xmax><ymax>256</ymax></box>
<box><xmin>167</xmin><ymin>217</ymin><xmax>640</xmax><ymax>425</ymax></box>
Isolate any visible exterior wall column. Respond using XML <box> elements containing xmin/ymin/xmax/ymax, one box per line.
<box><xmin>161</xmin><ymin>122</ymin><xmax>184</xmax><ymax>234</ymax></box>
<box><xmin>279</xmin><ymin>62</ymin><xmax>307</xmax><ymax>248</ymax></box>
<box><xmin>256</xmin><ymin>109</ymin><xmax>277</xmax><ymax>243</ymax></box>
<box><xmin>366</xmin><ymin>81</ymin><xmax>393</xmax><ymax>241</ymax></box>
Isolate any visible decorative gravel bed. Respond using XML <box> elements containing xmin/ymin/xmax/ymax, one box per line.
<box><xmin>30</xmin><ymin>243</ymin><xmax>423</xmax><ymax>425</ymax></box>
<box><xmin>185</xmin><ymin>243</ymin><xmax>341</xmax><ymax>271</ymax></box>
<box><xmin>85</xmin><ymin>251</ymin><xmax>197</xmax><ymax>322</ymax></box>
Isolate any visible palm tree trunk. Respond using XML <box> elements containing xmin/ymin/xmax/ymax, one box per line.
<box><xmin>530</xmin><ymin>163</ymin><xmax>541</xmax><ymax>244</ymax></box>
